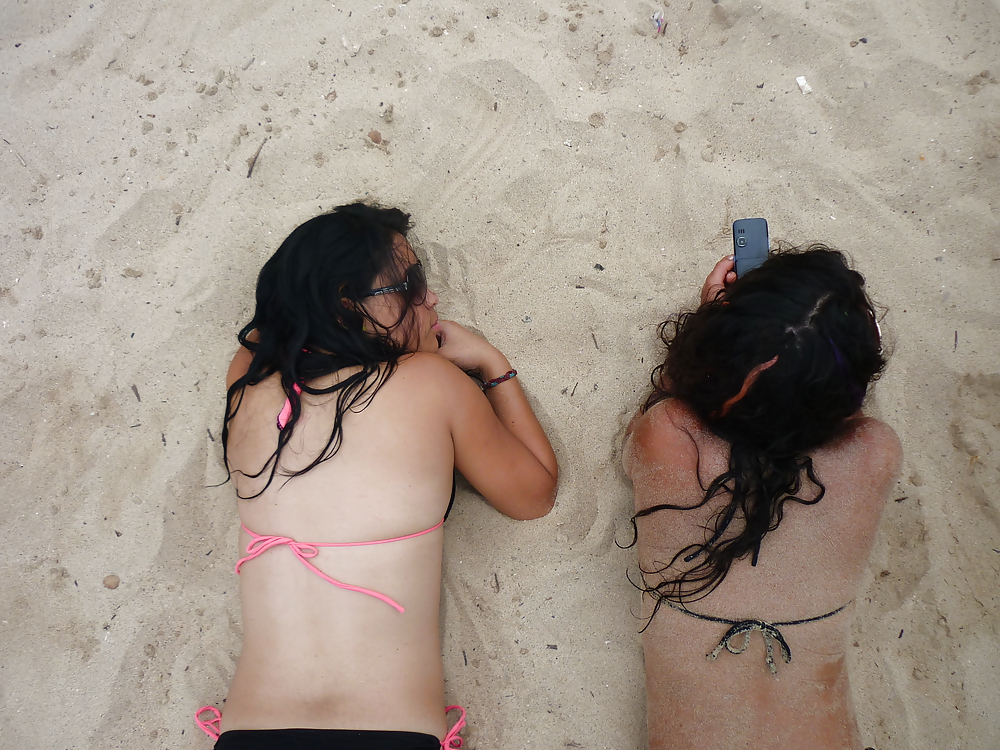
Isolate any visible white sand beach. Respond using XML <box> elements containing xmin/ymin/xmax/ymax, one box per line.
<box><xmin>1</xmin><ymin>0</ymin><xmax>998</xmax><ymax>747</ymax></box>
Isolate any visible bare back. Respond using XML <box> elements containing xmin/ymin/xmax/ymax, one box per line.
<box><xmin>624</xmin><ymin>399</ymin><xmax>902</xmax><ymax>750</ymax></box>
<box><xmin>222</xmin><ymin>357</ymin><xmax>458</xmax><ymax>739</ymax></box>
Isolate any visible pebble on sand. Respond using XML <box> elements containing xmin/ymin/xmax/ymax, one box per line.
<box><xmin>368</xmin><ymin>130</ymin><xmax>383</xmax><ymax>144</ymax></box>
<box><xmin>103</xmin><ymin>575</ymin><xmax>120</xmax><ymax>589</ymax></box>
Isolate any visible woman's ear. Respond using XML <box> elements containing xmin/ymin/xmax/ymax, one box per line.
<box><xmin>339</xmin><ymin>283</ymin><xmax>354</xmax><ymax>310</ymax></box>
<box><xmin>341</xmin><ymin>287</ymin><xmax>370</xmax><ymax>320</ymax></box>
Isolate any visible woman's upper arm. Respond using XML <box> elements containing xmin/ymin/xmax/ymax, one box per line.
<box><xmin>225</xmin><ymin>330</ymin><xmax>258</xmax><ymax>390</ymax></box>
<box><xmin>226</xmin><ymin>347</ymin><xmax>254</xmax><ymax>390</ymax></box>
<box><xmin>434</xmin><ymin>362</ymin><xmax>556</xmax><ymax>521</ymax></box>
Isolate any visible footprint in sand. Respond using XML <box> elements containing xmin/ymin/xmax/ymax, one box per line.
<box><xmin>951</xmin><ymin>373</ymin><xmax>1000</xmax><ymax>530</ymax></box>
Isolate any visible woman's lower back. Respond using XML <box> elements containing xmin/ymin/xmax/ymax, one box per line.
<box><xmin>643</xmin><ymin>611</ymin><xmax>861</xmax><ymax>750</ymax></box>
<box><xmin>220</xmin><ymin>527</ymin><xmax>449</xmax><ymax>739</ymax></box>
<box><xmin>224</xmin><ymin>646</ymin><xmax>447</xmax><ymax>739</ymax></box>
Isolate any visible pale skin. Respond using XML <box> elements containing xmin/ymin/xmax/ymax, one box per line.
<box><xmin>220</xmin><ymin>237</ymin><xmax>557</xmax><ymax>739</ymax></box>
<box><xmin>623</xmin><ymin>257</ymin><xmax>902</xmax><ymax>750</ymax></box>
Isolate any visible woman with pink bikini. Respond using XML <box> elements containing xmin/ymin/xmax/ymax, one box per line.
<box><xmin>196</xmin><ymin>202</ymin><xmax>558</xmax><ymax>749</ymax></box>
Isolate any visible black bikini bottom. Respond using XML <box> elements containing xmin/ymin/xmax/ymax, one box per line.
<box><xmin>215</xmin><ymin>728</ymin><xmax>440</xmax><ymax>750</ymax></box>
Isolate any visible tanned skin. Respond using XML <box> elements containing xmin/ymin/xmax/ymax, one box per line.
<box><xmin>623</xmin><ymin>257</ymin><xmax>901</xmax><ymax>750</ymax></box>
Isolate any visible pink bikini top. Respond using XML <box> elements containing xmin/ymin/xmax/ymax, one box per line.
<box><xmin>235</xmin><ymin>519</ymin><xmax>444</xmax><ymax>613</ymax></box>
<box><xmin>276</xmin><ymin>383</ymin><xmax>302</xmax><ymax>430</ymax></box>
<box><xmin>196</xmin><ymin>385</ymin><xmax>462</xmax><ymax>746</ymax></box>
<box><xmin>237</xmin><ymin>385</ymin><xmax>443</xmax><ymax>614</ymax></box>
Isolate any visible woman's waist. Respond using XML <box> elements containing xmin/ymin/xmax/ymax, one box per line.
<box><xmin>224</xmin><ymin>645</ymin><xmax>447</xmax><ymax>735</ymax></box>
<box><xmin>644</xmin><ymin>655</ymin><xmax>858</xmax><ymax>750</ymax></box>
<box><xmin>238</xmin><ymin>586</ymin><xmax>444</xmax><ymax>657</ymax></box>
<box><xmin>220</xmin><ymin>693</ymin><xmax>449</xmax><ymax>739</ymax></box>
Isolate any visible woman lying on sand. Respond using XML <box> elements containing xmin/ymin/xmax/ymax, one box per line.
<box><xmin>196</xmin><ymin>202</ymin><xmax>558</xmax><ymax>749</ymax></box>
<box><xmin>623</xmin><ymin>247</ymin><xmax>901</xmax><ymax>750</ymax></box>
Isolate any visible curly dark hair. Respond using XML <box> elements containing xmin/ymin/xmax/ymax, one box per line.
<box><xmin>627</xmin><ymin>244</ymin><xmax>887</xmax><ymax>618</ymax></box>
<box><xmin>222</xmin><ymin>201</ymin><xmax>417</xmax><ymax>498</ymax></box>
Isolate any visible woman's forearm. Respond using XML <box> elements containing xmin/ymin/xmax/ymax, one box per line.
<box><xmin>479</xmin><ymin>351</ymin><xmax>559</xmax><ymax>482</ymax></box>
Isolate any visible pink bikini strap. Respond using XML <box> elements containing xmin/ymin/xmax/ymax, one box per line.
<box><xmin>441</xmin><ymin>705</ymin><xmax>466</xmax><ymax>749</ymax></box>
<box><xmin>235</xmin><ymin>520</ymin><xmax>446</xmax><ymax>613</ymax></box>
<box><xmin>194</xmin><ymin>706</ymin><xmax>221</xmax><ymax>740</ymax></box>
<box><xmin>276</xmin><ymin>383</ymin><xmax>303</xmax><ymax>430</ymax></box>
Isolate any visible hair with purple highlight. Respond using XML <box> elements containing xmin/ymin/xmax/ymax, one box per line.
<box><xmin>626</xmin><ymin>244</ymin><xmax>888</xmax><ymax>614</ymax></box>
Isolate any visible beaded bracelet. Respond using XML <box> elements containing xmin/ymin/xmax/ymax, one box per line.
<box><xmin>482</xmin><ymin>369</ymin><xmax>517</xmax><ymax>390</ymax></box>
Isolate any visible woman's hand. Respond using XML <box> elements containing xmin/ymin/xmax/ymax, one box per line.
<box><xmin>701</xmin><ymin>255</ymin><xmax>737</xmax><ymax>305</ymax></box>
<box><xmin>434</xmin><ymin>320</ymin><xmax>509</xmax><ymax>378</ymax></box>
<box><xmin>425</xmin><ymin>321</ymin><xmax>557</xmax><ymax>519</ymax></box>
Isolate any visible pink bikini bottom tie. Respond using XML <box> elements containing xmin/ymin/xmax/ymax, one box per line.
<box><xmin>442</xmin><ymin>705</ymin><xmax>466</xmax><ymax>748</ymax></box>
<box><xmin>195</xmin><ymin>706</ymin><xmax>222</xmax><ymax>740</ymax></box>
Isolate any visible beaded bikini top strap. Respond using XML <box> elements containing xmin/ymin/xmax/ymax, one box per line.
<box><xmin>665</xmin><ymin>600</ymin><xmax>851</xmax><ymax>674</ymax></box>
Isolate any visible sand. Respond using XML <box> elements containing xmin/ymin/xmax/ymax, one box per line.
<box><xmin>1</xmin><ymin>0</ymin><xmax>998</xmax><ymax>748</ymax></box>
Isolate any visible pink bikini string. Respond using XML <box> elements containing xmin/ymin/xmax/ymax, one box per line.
<box><xmin>441</xmin><ymin>705</ymin><xmax>466</xmax><ymax>749</ymax></box>
<box><xmin>235</xmin><ymin>520</ymin><xmax>445</xmax><ymax>614</ymax></box>
<box><xmin>194</xmin><ymin>704</ymin><xmax>466</xmax><ymax>748</ymax></box>
<box><xmin>195</xmin><ymin>706</ymin><xmax>222</xmax><ymax>740</ymax></box>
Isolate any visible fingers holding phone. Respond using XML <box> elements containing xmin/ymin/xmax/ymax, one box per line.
<box><xmin>701</xmin><ymin>256</ymin><xmax>737</xmax><ymax>304</ymax></box>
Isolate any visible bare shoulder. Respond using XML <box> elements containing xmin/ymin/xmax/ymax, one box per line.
<box><xmin>627</xmin><ymin>400</ymin><xmax>689</xmax><ymax>447</ymax></box>
<box><xmin>390</xmin><ymin>352</ymin><xmax>478</xmax><ymax>393</ymax></box>
<box><xmin>814</xmin><ymin>416</ymin><xmax>903</xmax><ymax>523</ymax></box>
<box><xmin>623</xmin><ymin>400</ymin><xmax>700</xmax><ymax>481</ymax></box>
<box><xmin>225</xmin><ymin>330</ymin><xmax>259</xmax><ymax>390</ymax></box>
<box><xmin>384</xmin><ymin>353</ymin><xmax>484</xmax><ymax>415</ymax></box>
<box><xmin>841</xmin><ymin>416</ymin><xmax>903</xmax><ymax>478</ymax></box>
<box><xmin>226</xmin><ymin>346</ymin><xmax>254</xmax><ymax>390</ymax></box>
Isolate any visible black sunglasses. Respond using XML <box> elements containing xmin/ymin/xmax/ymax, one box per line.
<box><xmin>362</xmin><ymin>263</ymin><xmax>427</xmax><ymax>304</ymax></box>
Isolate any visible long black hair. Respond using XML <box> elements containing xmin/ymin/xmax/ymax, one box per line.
<box><xmin>628</xmin><ymin>245</ymin><xmax>887</xmax><ymax>617</ymax></box>
<box><xmin>222</xmin><ymin>201</ymin><xmax>417</xmax><ymax>498</ymax></box>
